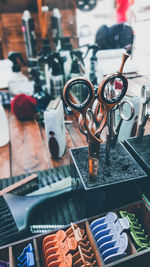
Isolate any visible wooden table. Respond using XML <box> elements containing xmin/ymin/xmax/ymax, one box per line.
<box><xmin>0</xmin><ymin>110</ymin><xmax>88</xmax><ymax>179</ymax></box>
<box><xmin>1</xmin><ymin>75</ymin><xmax>150</xmax><ymax>180</ymax></box>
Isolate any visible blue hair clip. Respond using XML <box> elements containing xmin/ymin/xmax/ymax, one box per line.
<box><xmin>0</xmin><ymin>260</ymin><xmax>9</xmax><ymax>267</ymax></box>
<box><xmin>17</xmin><ymin>243</ymin><xmax>35</xmax><ymax>267</ymax></box>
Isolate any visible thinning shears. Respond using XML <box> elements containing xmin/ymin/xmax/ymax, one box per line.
<box><xmin>63</xmin><ymin>53</ymin><xmax>129</xmax><ymax>179</ymax></box>
<box><xmin>137</xmin><ymin>85</ymin><xmax>150</xmax><ymax>140</ymax></box>
<box><xmin>110</xmin><ymin>100</ymin><xmax>135</xmax><ymax>148</ymax></box>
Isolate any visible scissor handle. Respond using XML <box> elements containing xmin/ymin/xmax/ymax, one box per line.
<box><xmin>97</xmin><ymin>53</ymin><xmax>129</xmax><ymax>108</ymax></box>
<box><xmin>92</xmin><ymin>99</ymin><xmax>107</xmax><ymax>124</ymax></box>
<box><xmin>141</xmin><ymin>85</ymin><xmax>150</xmax><ymax>104</ymax></box>
<box><xmin>63</xmin><ymin>76</ymin><xmax>95</xmax><ymax>113</ymax></box>
<box><xmin>119</xmin><ymin>100</ymin><xmax>135</xmax><ymax>121</ymax></box>
<box><xmin>85</xmin><ymin>105</ymin><xmax>108</xmax><ymax>143</ymax></box>
<box><xmin>118</xmin><ymin>53</ymin><xmax>129</xmax><ymax>73</ymax></box>
<box><xmin>97</xmin><ymin>73</ymin><xmax>128</xmax><ymax>107</ymax></box>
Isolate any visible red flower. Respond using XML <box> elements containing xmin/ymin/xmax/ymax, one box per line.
<box><xmin>11</xmin><ymin>94</ymin><xmax>37</xmax><ymax>121</ymax></box>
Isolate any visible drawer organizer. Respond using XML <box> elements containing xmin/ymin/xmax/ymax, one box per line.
<box><xmin>0</xmin><ymin>200</ymin><xmax>150</xmax><ymax>267</ymax></box>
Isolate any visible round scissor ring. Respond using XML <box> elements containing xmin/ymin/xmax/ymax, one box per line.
<box><xmin>63</xmin><ymin>76</ymin><xmax>95</xmax><ymax>112</ymax></box>
<box><xmin>85</xmin><ymin>103</ymin><xmax>108</xmax><ymax>143</ymax></box>
<box><xmin>119</xmin><ymin>100</ymin><xmax>135</xmax><ymax>121</ymax></box>
<box><xmin>141</xmin><ymin>85</ymin><xmax>150</xmax><ymax>104</ymax></box>
<box><xmin>98</xmin><ymin>73</ymin><xmax>128</xmax><ymax>106</ymax></box>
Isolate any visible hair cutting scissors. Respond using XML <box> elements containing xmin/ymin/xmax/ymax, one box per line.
<box><xmin>137</xmin><ymin>85</ymin><xmax>150</xmax><ymax>140</ymax></box>
<box><xmin>63</xmin><ymin>53</ymin><xmax>129</xmax><ymax>179</ymax></box>
<box><xmin>110</xmin><ymin>100</ymin><xmax>135</xmax><ymax>148</ymax></box>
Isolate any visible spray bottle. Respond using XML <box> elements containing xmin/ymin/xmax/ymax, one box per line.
<box><xmin>8</xmin><ymin>51</ymin><xmax>34</xmax><ymax>96</ymax></box>
<box><xmin>60</xmin><ymin>37</ymin><xmax>73</xmax><ymax>82</ymax></box>
<box><xmin>31</xmin><ymin>68</ymin><xmax>51</xmax><ymax>112</ymax></box>
<box><xmin>50</xmin><ymin>57</ymin><xmax>64</xmax><ymax>99</ymax></box>
<box><xmin>51</xmin><ymin>8</ymin><xmax>63</xmax><ymax>51</ymax></box>
<box><xmin>69</xmin><ymin>49</ymin><xmax>85</xmax><ymax>79</ymax></box>
<box><xmin>39</xmin><ymin>39</ymin><xmax>52</xmax><ymax>95</ymax></box>
<box><xmin>84</xmin><ymin>44</ymin><xmax>103</xmax><ymax>94</ymax></box>
<box><xmin>22</xmin><ymin>10</ymin><xmax>37</xmax><ymax>60</ymax></box>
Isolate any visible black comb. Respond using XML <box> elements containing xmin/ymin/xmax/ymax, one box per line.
<box><xmin>0</xmin><ymin>184</ymin><xmax>74</xmax><ymax>247</ymax></box>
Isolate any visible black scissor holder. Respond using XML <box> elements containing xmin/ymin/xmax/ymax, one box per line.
<box><xmin>124</xmin><ymin>134</ymin><xmax>150</xmax><ymax>176</ymax></box>
<box><xmin>123</xmin><ymin>134</ymin><xmax>150</xmax><ymax>205</ymax></box>
<box><xmin>70</xmin><ymin>141</ymin><xmax>147</xmax><ymax>192</ymax></box>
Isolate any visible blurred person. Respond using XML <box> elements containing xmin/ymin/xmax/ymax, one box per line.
<box><xmin>115</xmin><ymin>0</ymin><xmax>136</xmax><ymax>24</ymax></box>
<box><xmin>115</xmin><ymin>0</ymin><xmax>130</xmax><ymax>23</ymax></box>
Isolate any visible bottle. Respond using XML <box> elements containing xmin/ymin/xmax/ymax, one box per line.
<box><xmin>22</xmin><ymin>10</ymin><xmax>37</xmax><ymax>60</ymax></box>
<box><xmin>69</xmin><ymin>57</ymin><xmax>83</xmax><ymax>104</ymax></box>
<box><xmin>44</xmin><ymin>98</ymin><xmax>66</xmax><ymax>158</ymax></box>
<box><xmin>40</xmin><ymin>39</ymin><xmax>52</xmax><ymax>95</ymax></box>
<box><xmin>51</xmin><ymin>8</ymin><xmax>63</xmax><ymax>51</ymax></box>
<box><xmin>0</xmin><ymin>102</ymin><xmax>9</xmax><ymax>147</ymax></box>
<box><xmin>50</xmin><ymin>57</ymin><xmax>64</xmax><ymax>99</ymax></box>
<box><xmin>59</xmin><ymin>37</ymin><xmax>73</xmax><ymax>82</ymax></box>
<box><xmin>8</xmin><ymin>51</ymin><xmax>34</xmax><ymax>96</ymax></box>
<box><xmin>31</xmin><ymin>68</ymin><xmax>51</xmax><ymax>111</ymax></box>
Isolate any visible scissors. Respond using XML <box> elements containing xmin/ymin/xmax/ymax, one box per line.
<box><xmin>63</xmin><ymin>76</ymin><xmax>107</xmax><ymax>179</ymax></box>
<box><xmin>137</xmin><ymin>85</ymin><xmax>150</xmax><ymax>140</ymax></box>
<box><xmin>110</xmin><ymin>100</ymin><xmax>135</xmax><ymax>148</ymax></box>
<box><xmin>63</xmin><ymin>53</ymin><xmax>129</xmax><ymax>179</ymax></box>
<box><xmin>97</xmin><ymin>53</ymin><xmax>129</xmax><ymax>164</ymax></box>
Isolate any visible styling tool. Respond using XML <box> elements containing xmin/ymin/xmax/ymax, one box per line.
<box><xmin>22</xmin><ymin>10</ymin><xmax>37</xmax><ymax>59</ymax></box>
<box><xmin>0</xmin><ymin>260</ymin><xmax>9</xmax><ymax>267</ymax></box>
<box><xmin>63</xmin><ymin>53</ymin><xmax>129</xmax><ymax>178</ymax></box>
<box><xmin>30</xmin><ymin>224</ymin><xmax>66</xmax><ymax>234</ymax></box>
<box><xmin>119</xmin><ymin>210</ymin><xmax>150</xmax><ymax>251</ymax></box>
<box><xmin>100</xmin><ymin>232</ymin><xmax>128</xmax><ymax>264</ymax></box>
<box><xmin>43</xmin><ymin>223</ymin><xmax>97</xmax><ymax>267</ymax></box>
<box><xmin>17</xmin><ymin>243</ymin><xmax>35</xmax><ymax>267</ymax></box>
<box><xmin>26</xmin><ymin>176</ymin><xmax>73</xmax><ymax>196</ymax></box>
<box><xmin>97</xmin><ymin>53</ymin><xmax>129</xmax><ymax>165</ymax></box>
<box><xmin>90</xmin><ymin>212</ymin><xmax>118</xmax><ymax>232</ymax></box>
<box><xmin>63</xmin><ymin>76</ymin><xmax>107</xmax><ymax>180</ymax></box>
<box><xmin>137</xmin><ymin>85</ymin><xmax>150</xmax><ymax>140</ymax></box>
<box><xmin>42</xmin><ymin>230</ymin><xmax>77</xmax><ymax>267</ymax></box>
<box><xmin>0</xmin><ymin>180</ymin><xmax>74</xmax><ymax>247</ymax></box>
<box><xmin>94</xmin><ymin>217</ymin><xmax>129</xmax><ymax>245</ymax></box>
<box><xmin>0</xmin><ymin>174</ymin><xmax>37</xmax><ymax>196</ymax></box>
<box><xmin>90</xmin><ymin>212</ymin><xmax>129</xmax><ymax>264</ymax></box>
<box><xmin>0</xmin><ymin>165</ymin><xmax>69</xmax><ymax>195</ymax></box>
<box><xmin>110</xmin><ymin>100</ymin><xmax>135</xmax><ymax>148</ymax></box>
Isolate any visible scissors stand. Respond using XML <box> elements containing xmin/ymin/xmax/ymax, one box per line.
<box><xmin>124</xmin><ymin>134</ymin><xmax>150</xmax><ymax>176</ymax></box>
<box><xmin>70</xmin><ymin>141</ymin><xmax>146</xmax><ymax>190</ymax></box>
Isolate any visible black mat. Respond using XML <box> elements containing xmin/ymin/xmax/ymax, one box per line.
<box><xmin>124</xmin><ymin>135</ymin><xmax>150</xmax><ymax>176</ymax></box>
<box><xmin>70</xmin><ymin>142</ymin><xmax>147</xmax><ymax>190</ymax></box>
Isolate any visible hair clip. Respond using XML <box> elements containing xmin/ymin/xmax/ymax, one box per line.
<box><xmin>43</xmin><ymin>230</ymin><xmax>78</xmax><ymax>267</ymax></box>
<box><xmin>0</xmin><ymin>260</ymin><xmax>9</xmax><ymax>267</ymax></box>
<box><xmin>17</xmin><ymin>243</ymin><xmax>35</xmax><ymax>267</ymax></box>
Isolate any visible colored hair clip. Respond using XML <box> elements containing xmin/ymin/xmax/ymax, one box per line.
<box><xmin>17</xmin><ymin>243</ymin><xmax>35</xmax><ymax>267</ymax></box>
<box><xmin>0</xmin><ymin>260</ymin><xmax>9</xmax><ymax>267</ymax></box>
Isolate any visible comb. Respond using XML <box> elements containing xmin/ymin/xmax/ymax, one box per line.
<box><xmin>0</xmin><ymin>180</ymin><xmax>73</xmax><ymax>247</ymax></box>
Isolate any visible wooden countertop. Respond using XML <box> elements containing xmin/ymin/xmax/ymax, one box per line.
<box><xmin>1</xmin><ymin>75</ymin><xmax>150</xmax><ymax>180</ymax></box>
<box><xmin>0</xmin><ymin>111</ymin><xmax>88</xmax><ymax>179</ymax></box>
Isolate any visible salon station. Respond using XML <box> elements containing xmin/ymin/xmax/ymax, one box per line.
<box><xmin>0</xmin><ymin>0</ymin><xmax>150</xmax><ymax>266</ymax></box>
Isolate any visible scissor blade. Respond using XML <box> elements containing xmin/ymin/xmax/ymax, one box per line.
<box><xmin>88</xmin><ymin>139</ymin><xmax>100</xmax><ymax>180</ymax></box>
<box><xmin>137</xmin><ymin>113</ymin><xmax>149</xmax><ymax>140</ymax></box>
<box><xmin>105</xmin><ymin>110</ymin><xmax>113</xmax><ymax>165</ymax></box>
